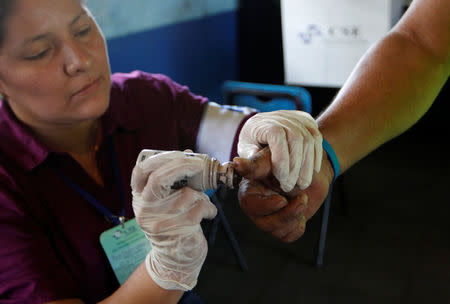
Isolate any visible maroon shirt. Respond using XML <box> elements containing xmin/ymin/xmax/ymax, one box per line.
<box><xmin>0</xmin><ymin>71</ymin><xmax>209</xmax><ymax>303</ymax></box>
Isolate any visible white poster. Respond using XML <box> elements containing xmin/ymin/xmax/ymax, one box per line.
<box><xmin>281</xmin><ymin>0</ymin><xmax>405</xmax><ymax>87</ymax></box>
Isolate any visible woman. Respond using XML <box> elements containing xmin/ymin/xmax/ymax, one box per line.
<box><xmin>0</xmin><ymin>0</ymin><xmax>322</xmax><ymax>303</ymax></box>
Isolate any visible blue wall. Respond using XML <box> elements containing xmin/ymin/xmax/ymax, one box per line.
<box><xmin>106</xmin><ymin>11</ymin><xmax>237</xmax><ymax>101</ymax></box>
<box><xmin>86</xmin><ymin>1</ymin><xmax>238</xmax><ymax>101</ymax></box>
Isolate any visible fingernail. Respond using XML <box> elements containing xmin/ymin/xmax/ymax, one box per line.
<box><xmin>300</xmin><ymin>194</ymin><xmax>308</xmax><ymax>205</ymax></box>
<box><xmin>233</xmin><ymin>157</ymin><xmax>249</xmax><ymax>171</ymax></box>
<box><xmin>295</xmin><ymin>200</ymin><xmax>307</xmax><ymax>215</ymax></box>
<box><xmin>295</xmin><ymin>195</ymin><xmax>308</xmax><ymax>215</ymax></box>
<box><xmin>299</xmin><ymin>215</ymin><xmax>306</xmax><ymax>230</ymax></box>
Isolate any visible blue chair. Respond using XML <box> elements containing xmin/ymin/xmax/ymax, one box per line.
<box><xmin>222</xmin><ymin>80</ymin><xmax>312</xmax><ymax>113</ymax></box>
<box><xmin>221</xmin><ymin>80</ymin><xmax>332</xmax><ymax>267</ymax></box>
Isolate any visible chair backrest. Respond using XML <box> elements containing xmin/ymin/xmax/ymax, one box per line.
<box><xmin>221</xmin><ymin>80</ymin><xmax>312</xmax><ymax>114</ymax></box>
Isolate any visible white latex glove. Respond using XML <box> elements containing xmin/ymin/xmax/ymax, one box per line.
<box><xmin>238</xmin><ymin>110</ymin><xmax>322</xmax><ymax>192</ymax></box>
<box><xmin>131</xmin><ymin>150</ymin><xmax>217</xmax><ymax>291</ymax></box>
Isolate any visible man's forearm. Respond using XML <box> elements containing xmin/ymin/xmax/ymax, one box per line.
<box><xmin>317</xmin><ymin>29</ymin><xmax>449</xmax><ymax>173</ymax></box>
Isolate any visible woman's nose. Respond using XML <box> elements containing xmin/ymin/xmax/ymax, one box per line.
<box><xmin>63</xmin><ymin>42</ymin><xmax>93</xmax><ymax>76</ymax></box>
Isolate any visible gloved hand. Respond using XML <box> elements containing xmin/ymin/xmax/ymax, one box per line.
<box><xmin>131</xmin><ymin>150</ymin><xmax>217</xmax><ymax>291</ymax></box>
<box><xmin>238</xmin><ymin>110</ymin><xmax>322</xmax><ymax>192</ymax></box>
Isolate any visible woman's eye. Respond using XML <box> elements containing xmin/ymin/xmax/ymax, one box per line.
<box><xmin>76</xmin><ymin>26</ymin><xmax>91</xmax><ymax>37</ymax></box>
<box><xmin>25</xmin><ymin>49</ymin><xmax>49</xmax><ymax>61</ymax></box>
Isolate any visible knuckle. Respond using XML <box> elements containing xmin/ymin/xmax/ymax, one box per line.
<box><xmin>284</xmin><ymin>225</ymin><xmax>306</xmax><ymax>243</ymax></box>
<box><xmin>238</xmin><ymin>196</ymin><xmax>258</xmax><ymax>215</ymax></box>
<box><xmin>254</xmin><ymin>217</ymin><xmax>273</xmax><ymax>232</ymax></box>
<box><xmin>279</xmin><ymin>210</ymin><xmax>296</xmax><ymax>224</ymax></box>
<box><xmin>303</xmin><ymin>135</ymin><xmax>313</xmax><ymax>145</ymax></box>
<box><xmin>298</xmin><ymin>111</ymin><xmax>313</xmax><ymax>120</ymax></box>
<box><xmin>179</xmin><ymin>187</ymin><xmax>195</xmax><ymax>199</ymax></box>
<box><xmin>267</xmin><ymin>124</ymin><xmax>283</xmax><ymax>135</ymax></box>
<box><xmin>271</xmin><ymin>229</ymin><xmax>286</xmax><ymax>240</ymax></box>
<box><xmin>284</xmin><ymin>128</ymin><xmax>297</xmax><ymax>140</ymax></box>
<box><xmin>184</xmin><ymin>212</ymin><xmax>198</xmax><ymax>226</ymax></box>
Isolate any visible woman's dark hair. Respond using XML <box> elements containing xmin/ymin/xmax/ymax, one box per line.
<box><xmin>0</xmin><ymin>0</ymin><xmax>16</xmax><ymax>48</ymax></box>
<box><xmin>0</xmin><ymin>1</ymin><xmax>86</xmax><ymax>48</ymax></box>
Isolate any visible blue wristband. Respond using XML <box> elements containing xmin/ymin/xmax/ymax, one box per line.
<box><xmin>322</xmin><ymin>138</ymin><xmax>340</xmax><ymax>183</ymax></box>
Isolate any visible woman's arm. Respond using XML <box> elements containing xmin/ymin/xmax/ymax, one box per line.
<box><xmin>44</xmin><ymin>151</ymin><xmax>220</xmax><ymax>304</ymax></box>
<box><xmin>318</xmin><ymin>0</ymin><xmax>450</xmax><ymax>173</ymax></box>
<box><xmin>98</xmin><ymin>263</ymin><xmax>183</xmax><ymax>304</ymax></box>
<box><xmin>45</xmin><ymin>265</ymin><xmax>183</xmax><ymax>304</ymax></box>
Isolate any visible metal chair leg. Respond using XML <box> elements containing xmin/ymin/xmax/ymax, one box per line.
<box><xmin>210</xmin><ymin>192</ymin><xmax>248</xmax><ymax>271</ymax></box>
<box><xmin>208</xmin><ymin>213</ymin><xmax>220</xmax><ymax>246</ymax></box>
<box><xmin>316</xmin><ymin>184</ymin><xmax>333</xmax><ymax>267</ymax></box>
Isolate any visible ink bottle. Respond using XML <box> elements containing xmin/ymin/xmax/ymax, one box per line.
<box><xmin>137</xmin><ymin>149</ymin><xmax>241</xmax><ymax>191</ymax></box>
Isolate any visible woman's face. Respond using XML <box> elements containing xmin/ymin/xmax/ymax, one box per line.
<box><xmin>0</xmin><ymin>0</ymin><xmax>111</xmax><ymax>129</ymax></box>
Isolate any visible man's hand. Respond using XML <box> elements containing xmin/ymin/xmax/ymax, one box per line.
<box><xmin>234</xmin><ymin>148</ymin><xmax>334</xmax><ymax>242</ymax></box>
<box><xmin>238</xmin><ymin>110</ymin><xmax>323</xmax><ymax>192</ymax></box>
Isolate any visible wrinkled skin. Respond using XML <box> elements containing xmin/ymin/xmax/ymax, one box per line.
<box><xmin>234</xmin><ymin>147</ymin><xmax>334</xmax><ymax>243</ymax></box>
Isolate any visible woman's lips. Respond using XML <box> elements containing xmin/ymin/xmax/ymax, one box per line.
<box><xmin>72</xmin><ymin>77</ymin><xmax>102</xmax><ymax>99</ymax></box>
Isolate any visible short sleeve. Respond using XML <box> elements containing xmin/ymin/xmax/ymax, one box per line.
<box><xmin>196</xmin><ymin>102</ymin><xmax>257</xmax><ymax>162</ymax></box>
<box><xmin>157</xmin><ymin>74</ymin><xmax>209</xmax><ymax>149</ymax></box>
<box><xmin>109</xmin><ymin>71</ymin><xmax>208</xmax><ymax>151</ymax></box>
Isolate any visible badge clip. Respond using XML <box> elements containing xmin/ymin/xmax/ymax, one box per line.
<box><xmin>118</xmin><ymin>216</ymin><xmax>126</xmax><ymax>229</ymax></box>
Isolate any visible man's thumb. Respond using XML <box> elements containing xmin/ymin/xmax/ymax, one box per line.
<box><xmin>233</xmin><ymin>147</ymin><xmax>272</xmax><ymax>180</ymax></box>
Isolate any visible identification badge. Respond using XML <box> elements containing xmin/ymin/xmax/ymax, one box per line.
<box><xmin>100</xmin><ymin>218</ymin><xmax>151</xmax><ymax>285</ymax></box>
